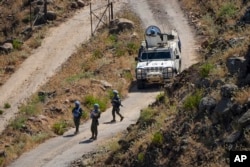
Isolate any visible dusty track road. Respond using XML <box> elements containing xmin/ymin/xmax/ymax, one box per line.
<box><xmin>6</xmin><ymin>0</ymin><xmax>198</xmax><ymax>166</ymax></box>
<box><xmin>0</xmin><ymin>0</ymin><xmax>120</xmax><ymax>134</ymax></box>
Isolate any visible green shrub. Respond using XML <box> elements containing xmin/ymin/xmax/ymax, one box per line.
<box><xmin>156</xmin><ymin>93</ymin><xmax>165</xmax><ymax>102</ymax></box>
<box><xmin>92</xmin><ymin>49</ymin><xmax>103</xmax><ymax>59</ymax></box>
<box><xmin>123</xmin><ymin>71</ymin><xmax>133</xmax><ymax>81</ymax></box>
<box><xmin>199</xmin><ymin>63</ymin><xmax>214</xmax><ymax>78</ymax></box>
<box><xmin>152</xmin><ymin>131</ymin><xmax>164</xmax><ymax>145</ymax></box>
<box><xmin>10</xmin><ymin>116</ymin><xmax>27</xmax><ymax>130</ymax></box>
<box><xmin>38</xmin><ymin>93</ymin><xmax>46</xmax><ymax>103</ymax></box>
<box><xmin>0</xmin><ymin>157</ymin><xmax>4</xmax><ymax>166</ymax></box>
<box><xmin>84</xmin><ymin>95</ymin><xmax>107</xmax><ymax>112</ymax></box>
<box><xmin>52</xmin><ymin>120</ymin><xmax>67</xmax><ymax>135</ymax></box>
<box><xmin>12</xmin><ymin>39</ymin><xmax>22</xmax><ymax>50</ymax></box>
<box><xmin>114</xmin><ymin>43</ymin><xmax>126</xmax><ymax>57</ymax></box>
<box><xmin>115</xmin><ymin>48</ymin><xmax>126</xmax><ymax>57</ymax></box>
<box><xmin>137</xmin><ymin>152</ymin><xmax>145</xmax><ymax>163</ymax></box>
<box><xmin>84</xmin><ymin>95</ymin><xmax>96</xmax><ymax>107</ymax></box>
<box><xmin>20</xmin><ymin>103</ymin><xmax>39</xmax><ymax>116</ymax></box>
<box><xmin>4</xmin><ymin>103</ymin><xmax>11</xmax><ymax>109</ymax></box>
<box><xmin>139</xmin><ymin>108</ymin><xmax>154</xmax><ymax>123</ymax></box>
<box><xmin>183</xmin><ymin>90</ymin><xmax>203</xmax><ymax>110</ymax></box>
<box><xmin>127</xmin><ymin>42</ymin><xmax>138</xmax><ymax>55</ymax></box>
<box><xmin>81</xmin><ymin>111</ymin><xmax>88</xmax><ymax>119</ymax></box>
<box><xmin>218</xmin><ymin>3</ymin><xmax>237</xmax><ymax>18</ymax></box>
<box><xmin>108</xmin><ymin>34</ymin><xmax>117</xmax><ymax>43</ymax></box>
<box><xmin>0</xmin><ymin>110</ymin><xmax>3</xmax><ymax>115</ymax></box>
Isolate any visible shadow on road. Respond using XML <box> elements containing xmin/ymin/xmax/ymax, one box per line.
<box><xmin>63</xmin><ymin>134</ymin><xmax>75</xmax><ymax>138</ymax></box>
<box><xmin>103</xmin><ymin>121</ymin><xmax>117</xmax><ymax>124</ymax></box>
<box><xmin>128</xmin><ymin>81</ymin><xmax>163</xmax><ymax>93</ymax></box>
<box><xmin>79</xmin><ymin>139</ymin><xmax>94</xmax><ymax>144</ymax></box>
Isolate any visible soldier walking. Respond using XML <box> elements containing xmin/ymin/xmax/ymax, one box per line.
<box><xmin>90</xmin><ymin>103</ymin><xmax>101</xmax><ymax>140</ymax></box>
<box><xmin>111</xmin><ymin>90</ymin><xmax>124</xmax><ymax>122</ymax></box>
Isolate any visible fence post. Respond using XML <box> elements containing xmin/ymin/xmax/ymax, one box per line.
<box><xmin>110</xmin><ymin>2</ymin><xmax>113</xmax><ymax>20</ymax></box>
<box><xmin>90</xmin><ymin>3</ymin><xmax>93</xmax><ymax>36</ymax></box>
<box><xmin>30</xmin><ymin>1</ymin><xmax>32</xmax><ymax>28</ymax></box>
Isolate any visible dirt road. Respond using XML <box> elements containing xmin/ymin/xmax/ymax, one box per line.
<box><xmin>0</xmin><ymin>0</ymin><xmax>122</xmax><ymax>134</ymax></box>
<box><xmin>7</xmin><ymin>0</ymin><xmax>198</xmax><ymax>166</ymax></box>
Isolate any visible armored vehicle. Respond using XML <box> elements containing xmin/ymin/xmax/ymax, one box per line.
<box><xmin>135</xmin><ymin>25</ymin><xmax>182</xmax><ymax>89</ymax></box>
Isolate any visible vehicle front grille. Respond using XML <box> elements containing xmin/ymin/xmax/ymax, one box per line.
<box><xmin>145</xmin><ymin>67</ymin><xmax>163</xmax><ymax>73</ymax></box>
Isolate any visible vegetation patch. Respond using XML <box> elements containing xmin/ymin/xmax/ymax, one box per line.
<box><xmin>152</xmin><ymin>131</ymin><xmax>164</xmax><ymax>145</ymax></box>
<box><xmin>4</xmin><ymin>103</ymin><xmax>11</xmax><ymax>109</ymax></box>
<box><xmin>199</xmin><ymin>62</ymin><xmax>214</xmax><ymax>78</ymax></box>
<box><xmin>137</xmin><ymin>152</ymin><xmax>145</xmax><ymax>163</ymax></box>
<box><xmin>10</xmin><ymin>116</ymin><xmax>27</xmax><ymax>130</ymax></box>
<box><xmin>12</xmin><ymin>39</ymin><xmax>22</xmax><ymax>50</ymax></box>
<box><xmin>20</xmin><ymin>96</ymin><xmax>42</xmax><ymax>116</ymax></box>
<box><xmin>218</xmin><ymin>2</ymin><xmax>237</xmax><ymax>18</ymax></box>
<box><xmin>84</xmin><ymin>94</ymin><xmax>108</xmax><ymax>112</ymax></box>
<box><xmin>0</xmin><ymin>110</ymin><xmax>4</xmax><ymax>115</ymax></box>
<box><xmin>183</xmin><ymin>89</ymin><xmax>203</xmax><ymax>111</ymax></box>
<box><xmin>31</xmin><ymin>132</ymin><xmax>49</xmax><ymax>143</ymax></box>
<box><xmin>52</xmin><ymin>120</ymin><xmax>67</xmax><ymax>135</ymax></box>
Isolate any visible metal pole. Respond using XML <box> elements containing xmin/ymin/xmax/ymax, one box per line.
<box><xmin>90</xmin><ymin>3</ymin><xmax>93</xmax><ymax>36</ymax></box>
<box><xmin>108</xmin><ymin>0</ymin><xmax>110</xmax><ymax>23</ymax></box>
<box><xmin>30</xmin><ymin>1</ymin><xmax>32</xmax><ymax>27</ymax></box>
<box><xmin>111</xmin><ymin>2</ymin><xmax>113</xmax><ymax>20</ymax></box>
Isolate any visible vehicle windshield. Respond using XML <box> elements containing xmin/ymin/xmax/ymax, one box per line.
<box><xmin>140</xmin><ymin>51</ymin><xmax>171</xmax><ymax>61</ymax></box>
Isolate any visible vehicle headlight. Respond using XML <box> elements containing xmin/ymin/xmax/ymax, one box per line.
<box><xmin>137</xmin><ymin>68</ymin><xmax>145</xmax><ymax>74</ymax></box>
<box><xmin>163</xmin><ymin>67</ymin><xmax>173</xmax><ymax>73</ymax></box>
<box><xmin>167</xmin><ymin>67</ymin><xmax>173</xmax><ymax>72</ymax></box>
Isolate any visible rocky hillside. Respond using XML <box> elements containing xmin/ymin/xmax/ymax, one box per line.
<box><xmin>71</xmin><ymin>0</ymin><xmax>250</xmax><ymax>166</ymax></box>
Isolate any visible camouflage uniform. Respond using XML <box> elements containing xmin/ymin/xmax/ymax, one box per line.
<box><xmin>111</xmin><ymin>90</ymin><xmax>124</xmax><ymax>122</ymax></box>
<box><xmin>72</xmin><ymin>101</ymin><xmax>83</xmax><ymax>135</ymax></box>
<box><xmin>90</xmin><ymin>104</ymin><xmax>101</xmax><ymax>140</ymax></box>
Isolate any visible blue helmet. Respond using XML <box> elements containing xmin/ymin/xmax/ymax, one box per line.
<box><xmin>113</xmin><ymin>90</ymin><xmax>118</xmax><ymax>94</ymax></box>
<box><xmin>75</xmin><ymin>100</ymin><xmax>80</xmax><ymax>106</ymax></box>
<box><xmin>94</xmin><ymin>103</ymin><xmax>99</xmax><ymax>109</ymax></box>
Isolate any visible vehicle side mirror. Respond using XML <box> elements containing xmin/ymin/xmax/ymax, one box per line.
<box><xmin>176</xmin><ymin>55</ymin><xmax>180</xmax><ymax>59</ymax></box>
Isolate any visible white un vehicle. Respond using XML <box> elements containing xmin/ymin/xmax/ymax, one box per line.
<box><xmin>135</xmin><ymin>25</ymin><xmax>182</xmax><ymax>89</ymax></box>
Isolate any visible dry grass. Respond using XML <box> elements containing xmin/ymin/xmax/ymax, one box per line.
<box><xmin>234</xmin><ymin>87</ymin><xmax>250</xmax><ymax>104</ymax></box>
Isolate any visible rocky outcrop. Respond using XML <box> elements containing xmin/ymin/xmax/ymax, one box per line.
<box><xmin>240</xmin><ymin>7</ymin><xmax>250</xmax><ymax>24</ymax></box>
<box><xmin>220</xmin><ymin>84</ymin><xmax>238</xmax><ymax>98</ymax></box>
<box><xmin>71</xmin><ymin>0</ymin><xmax>88</xmax><ymax>9</ymax></box>
<box><xmin>224</xmin><ymin>131</ymin><xmax>242</xmax><ymax>144</ymax></box>
<box><xmin>226</xmin><ymin>56</ymin><xmax>245</xmax><ymax>75</ymax></box>
<box><xmin>109</xmin><ymin>18</ymin><xmax>135</xmax><ymax>34</ymax></box>
<box><xmin>0</xmin><ymin>42</ymin><xmax>13</xmax><ymax>53</ymax></box>
<box><xmin>199</xmin><ymin>96</ymin><xmax>216</xmax><ymax>114</ymax></box>
<box><xmin>238</xmin><ymin>109</ymin><xmax>250</xmax><ymax>128</ymax></box>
